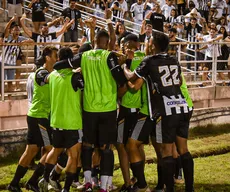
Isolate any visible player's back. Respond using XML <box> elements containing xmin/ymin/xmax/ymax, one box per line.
<box><xmin>145</xmin><ymin>54</ymin><xmax>188</xmax><ymax>116</ymax></box>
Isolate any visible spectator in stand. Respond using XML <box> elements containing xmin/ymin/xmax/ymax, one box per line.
<box><xmin>197</xmin><ymin>0</ymin><xmax>210</xmax><ymax>23</ymax></box>
<box><xmin>90</xmin><ymin>0</ymin><xmax>107</xmax><ymax>19</ymax></box>
<box><xmin>111</xmin><ymin>0</ymin><xmax>128</xmax><ymax>22</ymax></box>
<box><xmin>139</xmin><ymin>20</ymin><xmax>153</xmax><ymax>51</ymax></box>
<box><xmin>161</xmin><ymin>0</ymin><xmax>176</xmax><ymax>20</ymax></box>
<box><xmin>167</xmin><ymin>8</ymin><xmax>178</xmax><ymax>24</ymax></box>
<box><xmin>167</xmin><ymin>27</ymin><xmax>181</xmax><ymax>56</ymax></box>
<box><xmin>217</xmin><ymin>16</ymin><xmax>228</xmax><ymax>30</ymax></box>
<box><xmin>123</xmin><ymin>11</ymin><xmax>134</xmax><ymax>29</ymax></box>
<box><xmin>187</xmin><ymin>0</ymin><xmax>199</xmax><ymax>9</ymax></box>
<box><xmin>185</xmin><ymin>17</ymin><xmax>205</xmax><ymax>69</ymax></box>
<box><xmin>145</xmin><ymin>3</ymin><xmax>166</xmax><ymax>32</ymax></box>
<box><xmin>0</xmin><ymin>16</ymin><xmax>32</xmax><ymax>93</ymax></box>
<box><xmin>48</xmin><ymin>15</ymin><xmax>65</xmax><ymax>49</ymax></box>
<box><xmin>211</xmin><ymin>0</ymin><xmax>228</xmax><ymax>20</ymax></box>
<box><xmin>130</xmin><ymin>0</ymin><xmax>148</xmax><ymax>31</ymax></box>
<box><xmin>62</xmin><ymin>0</ymin><xmax>84</xmax><ymax>43</ymax></box>
<box><xmin>7</xmin><ymin>0</ymin><xmax>23</xmax><ymax>25</ymax></box>
<box><xmin>196</xmin><ymin>27</ymin><xmax>225</xmax><ymax>85</ymax></box>
<box><xmin>115</xmin><ymin>22</ymin><xmax>129</xmax><ymax>40</ymax></box>
<box><xmin>20</xmin><ymin>13</ymin><xmax>71</xmax><ymax>60</ymax></box>
<box><xmin>176</xmin><ymin>0</ymin><xmax>186</xmax><ymax>15</ymax></box>
<box><xmin>219</xmin><ymin>26</ymin><xmax>229</xmax><ymax>71</ymax></box>
<box><xmin>28</xmin><ymin>0</ymin><xmax>49</xmax><ymax>33</ymax></box>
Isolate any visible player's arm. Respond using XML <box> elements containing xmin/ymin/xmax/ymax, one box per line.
<box><xmin>35</xmin><ymin>69</ymin><xmax>50</xmax><ymax>85</ymax></box>
<box><xmin>53</xmin><ymin>53</ymin><xmax>83</xmax><ymax>70</ymax></box>
<box><xmin>71</xmin><ymin>68</ymin><xmax>84</xmax><ymax>92</ymax></box>
<box><xmin>105</xmin><ymin>9</ymin><xmax>116</xmax><ymax>51</ymax></box>
<box><xmin>107</xmin><ymin>52</ymin><xmax>127</xmax><ymax>87</ymax></box>
<box><xmin>124</xmin><ymin>57</ymin><xmax>149</xmax><ymax>83</ymax></box>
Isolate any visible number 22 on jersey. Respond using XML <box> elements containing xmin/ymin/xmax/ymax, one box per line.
<box><xmin>158</xmin><ymin>65</ymin><xmax>180</xmax><ymax>87</ymax></box>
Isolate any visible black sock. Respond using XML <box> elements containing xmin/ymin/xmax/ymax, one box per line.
<box><xmin>156</xmin><ymin>164</ymin><xmax>164</xmax><ymax>189</ymax></box>
<box><xmin>50</xmin><ymin>167</ymin><xmax>61</xmax><ymax>181</ymax></box>
<box><xmin>64</xmin><ymin>172</ymin><xmax>75</xmax><ymax>191</ymax></box>
<box><xmin>130</xmin><ymin>161</ymin><xmax>147</xmax><ymax>189</ymax></box>
<box><xmin>10</xmin><ymin>165</ymin><xmax>28</xmax><ymax>186</ymax></box>
<box><xmin>175</xmin><ymin>157</ymin><xmax>182</xmax><ymax>179</ymax></box>
<box><xmin>181</xmin><ymin>152</ymin><xmax>194</xmax><ymax>192</ymax></box>
<box><xmin>162</xmin><ymin>156</ymin><xmax>175</xmax><ymax>192</ymax></box>
<box><xmin>44</xmin><ymin>163</ymin><xmax>55</xmax><ymax>182</ymax></box>
<box><xmin>91</xmin><ymin>165</ymin><xmax>99</xmax><ymax>178</ymax></box>
<box><xmin>28</xmin><ymin>162</ymin><xmax>44</xmax><ymax>185</ymax></box>
<box><xmin>74</xmin><ymin>167</ymin><xmax>81</xmax><ymax>182</ymax></box>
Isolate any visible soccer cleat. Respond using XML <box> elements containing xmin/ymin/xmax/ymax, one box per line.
<box><xmin>131</xmin><ymin>184</ymin><xmax>151</xmax><ymax>192</ymax></box>
<box><xmin>49</xmin><ymin>177</ymin><xmax>62</xmax><ymax>191</ymax></box>
<box><xmin>7</xmin><ymin>184</ymin><xmax>22</xmax><ymax>192</ymax></box>
<box><xmin>92</xmin><ymin>177</ymin><xmax>100</xmax><ymax>189</ymax></box>
<box><xmin>82</xmin><ymin>182</ymin><xmax>93</xmax><ymax>192</ymax></box>
<box><xmin>99</xmin><ymin>189</ymin><xmax>108</xmax><ymax>192</ymax></box>
<box><xmin>107</xmin><ymin>184</ymin><xmax>118</xmax><ymax>191</ymax></box>
<box><xmin>72</xmin><ymin>181</ymin><xmax>82</xmax><ymax>188</ymax></box>
<box><xmin>25</xmin><ymin>181</ymin><xmax>39</xmax><ymax>192</ymax></box>
<box><xmin>61</xmin><ymin>189</ymin><xmax>68</xmax><ymax>192</ymax></box>
<box><xmin>119</xmin><ymin>184</ymin><xmax>133</xmax><ymax>192</ymax></box>
<box><xmin>154</xmin><ymin>187</ymin><xmax>164</xmax><ymax>192</ymax></box>
<box><xmin>38</xmin><ymin>178</ymin><xmax>49</xmax><ymax>192</ymax></box>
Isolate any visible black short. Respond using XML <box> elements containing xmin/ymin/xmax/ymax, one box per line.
<box><xmin>130</xmin><ymin>113</ymin><xmax>154</xmax><ymax>144</ymax></box>
<box><xmin>83</xmin><ymin>110</ymin><xmax>117</xmax><ymax>146</ymax></box>
<box><xmin>52</xmin><ymin>129</ymin><xmax>82</xmax><ymax>148</ymax></box>
<box><xmin>152</xmin><ymin>110</ymin><xmax>193</xmax><ymax>144</ymax></box>
<box><xmin>27</xmin><ymin>116</ymin><xmax>52</xmax><ymax>147</ymax></box>
<box><xmin>117</xmin><ymin>105</ymin><xmax>139</xmax><ymax>144</ymax></box>
<box><xmin>32</xmin><ymin>11</ymin><xmax>45</xmax><ymax>22</ymax></box>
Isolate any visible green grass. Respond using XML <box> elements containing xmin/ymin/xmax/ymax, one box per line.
<box><xmin>1</xmin><ymin>124</ymin><xmax>230</xmax><ymax>191</ymax></box>
<box><xmin>1</xmin><ymin>153</ymin><xmax>230</xmax><ymax>192</ymax></box>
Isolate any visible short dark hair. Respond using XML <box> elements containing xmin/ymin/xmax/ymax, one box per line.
<box><xmin>58</xmin><ymin>47</ymin><xmax>74</xmax><ymax>60</ymax></box>
<box><xmin>42</xmin><ymin>46</ymin><xmax>58</xmax><ymax>61</ymax></box>
<box><xmin>78</xmin><ymin>43</ymin><xmax>93</xmax><ymax>53</ymax></box>
<box><xmin>123</xmin><ymin>34</ymin><xmax>139</xmax><ymax>43</ymax></box>
<box><xmin>191</xmin><ymin>17</ymin><xmax>197</xmax><ymax>21</ymax></box>
<box><xmin>152</xmin><ymin>32</ymin><xmax>169</xmax><ymax>52</ymax></box>
<box><xmin>96</xmin><ymin>30</ymin><xmax>109</xmax><ymax>40</ymax></box>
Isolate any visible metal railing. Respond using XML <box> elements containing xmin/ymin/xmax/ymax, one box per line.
<box><xmin>0</xmin><ymin>41</ymin><xmax>230</xmax><ymax>101</ymax></box>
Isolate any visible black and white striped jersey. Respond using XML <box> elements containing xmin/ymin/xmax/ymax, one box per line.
<box><xmin>0</xmin><ymin>38</ymin><xmax>22</xmax><ymax>65</ymax></box>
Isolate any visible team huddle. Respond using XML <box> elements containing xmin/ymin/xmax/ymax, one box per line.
<box><xmin>7</xmin><ymin>15</ymin><xmax>194</xmax><ymax>192</ymax></box>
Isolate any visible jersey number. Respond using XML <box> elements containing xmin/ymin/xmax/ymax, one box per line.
<box><xmin>158</xmin><ymin>65</ymin><xmax>179</xmax><ymax>87</ymax></box>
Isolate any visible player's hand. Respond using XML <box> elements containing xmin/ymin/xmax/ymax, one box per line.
<box><xmin>125</xmin><ymin>49</ymin><xmax>134</xmax><ymax>60</ymax></box>
<box><xmin>72</xmin><ymin>67</ymin><xmax>82</xmax><ymax>73</ymax></box>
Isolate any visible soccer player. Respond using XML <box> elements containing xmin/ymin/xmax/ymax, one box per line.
<box><xmin>53</xmin><ymin>33</ymin><xmax>127</xmax><ymax>192</ymax></box>
<box><xmin>123</xmin><ymin>32</ymin><xmax>194</xmax><ymax>192</ymax></box>
<box><xmin>116</xmin><ymin>34</ymin><xmax>145</xmax><ymax>192</ymax></box>
<box><xmin>8</xmin><ymin>46</ymin><xmax>58</xmax><ymax>192</ymax></box>
<box><xmin>38</xmin><ymin>47</ymin><xmax>83</xmax><ymax>192</ymax></box>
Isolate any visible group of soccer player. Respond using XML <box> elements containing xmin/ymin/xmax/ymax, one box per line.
<box><xmin>8</xmin><ymin>9</ymin><xmax>194</xmax><ymax>192</ymax></box>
